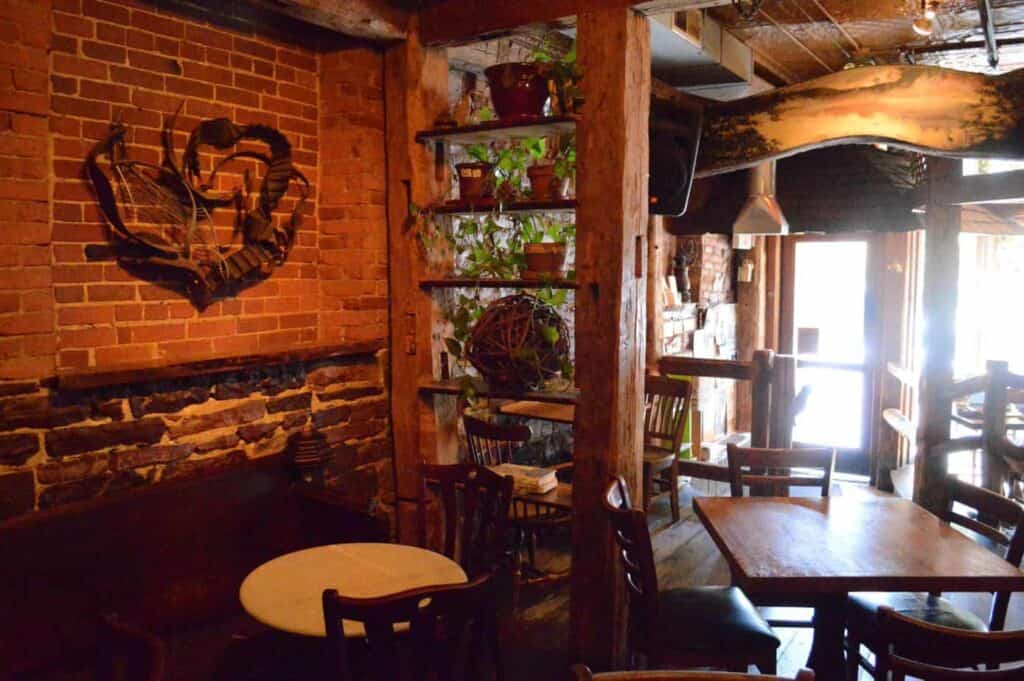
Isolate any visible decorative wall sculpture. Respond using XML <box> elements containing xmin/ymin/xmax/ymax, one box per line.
<box><xmin>86</xmin><ymin>109</ymin><xmax>310</xmax><ymax>305</ymax></box>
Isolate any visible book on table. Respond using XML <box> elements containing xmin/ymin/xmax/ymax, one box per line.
<box><xmin>490</xmin><ymin>463</ymin><xmax>558</xmax><ymax>494</ymax></box>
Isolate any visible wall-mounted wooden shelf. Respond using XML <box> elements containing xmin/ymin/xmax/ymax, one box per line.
<box><xmin>418</xmin><ymin>378</ymin><xmax>579</xmax><ymax>405</ymax></box>
<box><xmin>419</xmin><ymin>278</ymin><xmax>578</xmax><ymax>290</ymax></box>
<box><xmin>415</xmin><ymin>115</ymin><xmax>578</xmax><ymax>146</ymax></box>
<box><xmin>431</xmin><ymin>198</ymin><xmax>577</xmax><ymax>216</ymax></box>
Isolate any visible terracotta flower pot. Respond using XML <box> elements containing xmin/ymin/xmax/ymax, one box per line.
<box><xmin>527</xmin><ymin>164</ymin><xmax>560</xmax><ymax>201</ymax></box>
<box><xmin>455</xmin><ymin>162</ymin><xmax>493</xmax><ymax>200</ymax></box>
<box><xmin>523</xmin><ymin>242</ymin><xmax>567</xmax><ymax>279</ymax></box>
<box><xmin>484</xmin><ymin>63</ymin><xmax>548</xmax><ymax>120</ymax></box>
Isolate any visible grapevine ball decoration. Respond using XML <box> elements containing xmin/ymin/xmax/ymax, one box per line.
<box><xmin>85</xmin><ymin>106</ymin><xmax>309</xmax><ymax>307</ymax></box>
<box><xmin>464</xmin><ymin>293</ymin><xmax>570</xmax><ymax>391</ymax></box>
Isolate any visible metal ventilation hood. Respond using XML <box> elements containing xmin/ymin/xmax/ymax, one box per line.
<box><xmin>733</xmin><ymin>161</ymin><xmax>789</xmax><ymax>235</ymax></box>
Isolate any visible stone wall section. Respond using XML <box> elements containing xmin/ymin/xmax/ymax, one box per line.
<box><xmin>0</xmin><ymin>350</ymin><xmax>392</xmax><ymax>523</ymax></box>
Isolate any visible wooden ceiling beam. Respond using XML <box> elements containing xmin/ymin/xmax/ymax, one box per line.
<box><xmin>419</xmin><ymin>0</ymin><xmax>731</xmax><ymax>46</ymax></box>
<box><xmin>940</xmin><ymin>168</ymin><xmax>1024</xmax><ymax>206</ymax></box>
<box><xmin>245</xmin><ymin>0</ymin><xmax>408</xmax><ymax>42</ymax></box>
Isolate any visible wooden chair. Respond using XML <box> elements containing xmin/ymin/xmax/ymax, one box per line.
<box><xmin>322</xmin><ymin>572</ymin><xmax>503</xmax><ymax>681</ymax></box>
<box><xmin>846</xmin><ymin>475</ymin><xmax>1024</xmax><ymax>680</ymax></box>
<box><xmin>417</xmin><ymin>463</ymin><xmax>514</xmax><ymax>578</ymax></box>
<box><xmin>643</xmin><ymin>375</ymin><xmax>693</xmax><ymax>523</ymax></box>
<box><xmin>603</xmin><ymin>477</ymin><xmax>779</xmax><ymax>673</ymax></box>
<box><xmin>726</xmin><ymin>444</ymin><xmax>835</xmax><ymax>498</ymax></box>
<box><xmin>570</xmin><ymin>665</ymin><xmax>814</xmax><ymax>680</ymax></box>
<box><xmin>873</xmin><ymin>606</ymin><xmax>1024</xmax><ymax>680</ymax></box>
<box><xmin>96</xmin><ymin>613</ymin><xmax>165</xmax><ymax>681</ymax></box>
<box><xmin>462</xmin><ymin>414</ymin><xmax>572</xmax><ymax>586</ymax></box>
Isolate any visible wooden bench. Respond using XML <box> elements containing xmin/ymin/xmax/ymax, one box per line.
<box><xmin>0</xmin><ymin>454</ymin><xmax>384</xmax><ymax>678</ymax></box>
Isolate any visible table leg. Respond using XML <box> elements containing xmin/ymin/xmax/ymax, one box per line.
<box><xmin>806</xmin><ymin>595</ymin><xmax>847</xmax><ymax>681</ymax></box>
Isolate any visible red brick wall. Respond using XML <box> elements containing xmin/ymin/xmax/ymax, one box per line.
<box><xmin>0</xmin><ymin>0</ymin><xmax>54</xmax><ymax>380</ymax></box>
<box><xmin>319</xmin><ymin>49</ymin><xmax>388</xmax><ymax>343</ymax></box>
<box><xmin>0</xmin><ymin>2</ymin><xmax>393</xmax><ymax>522</ymax></box>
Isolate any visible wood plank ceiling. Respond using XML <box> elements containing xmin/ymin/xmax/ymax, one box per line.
<box><xmin>709</xmin><ymin>0</ymin><xmax>1024</xmax><ymax>82</ymax></box>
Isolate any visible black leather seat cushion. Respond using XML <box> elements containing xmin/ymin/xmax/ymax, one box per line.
<box><xmin>657</xmin><ymin>586</ymin><xmax>780</xmax><ymax>654</ymax></box>
<box><xmin>847</xmin><ymin>592</ymin><xmax>988</xmax><ymax>633</ymax></box>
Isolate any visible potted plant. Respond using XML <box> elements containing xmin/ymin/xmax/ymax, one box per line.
<box><xmin>455</xmin><ymin>144</ymin><xmax>494</xmax><ymax>200</ymax></box>
<box><xmin>535</xmin><ymin>38</ymin><xmax>583</xmax><ymax>115</ymax></box>
<box><xmin>520</xmin><ymin>216</ymin><xmax>575</xmax><ymax>279</ymax></box>
<box><xmin>484</xmin><ymin>62</ymin><xmax>549</xmax><ymax>119</ymax></box>
<box><xmin>524</xmin><ymin>135</ymin><xmax>575</xmax><ymax>201</ymax></box>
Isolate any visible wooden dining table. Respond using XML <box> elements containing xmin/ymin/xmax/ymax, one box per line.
<box><xmin>693</xmin><ymin>495</ymin><xmax>1024</xmax><ymax>681</ymax></box>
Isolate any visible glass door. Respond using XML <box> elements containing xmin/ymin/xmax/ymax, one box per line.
<box><xmin>783</xmin><ymin>238</ymin><xmax>872</xmax><ymax>476</ymax></box>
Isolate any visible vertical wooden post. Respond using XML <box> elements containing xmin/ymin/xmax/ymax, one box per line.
<box><xmin>736</xmin><ymin>238</ymin><xmax>768</xmax><ymax>432</ymax></box>
<box><xmin>646</xmin><ymin>216</ymin><xmax>668</xmax><ymax>373</ymax></box>
<box><xmin>913</xmin><ymin>157</ymin><xmax>960</xmax><ymax>512</ymax></box>
<box><xmin>769</xmin><ymin>354</ymin><xmax>796</xmax><ymax>449</ymax></box>
<box><xmin>570</xmin><ymin>6</ymin><xmax>651</xmax><ymax>670</ymax></box>
<box><xmin>750</xmin><ymin>349</ymin><xmax>774</xmax><ymax>448</ymax></box>
<box><xmin>982</xmin><ymin>360</ymin><xmax>1012</xmax><ymax>495</ymax></box>
<box><xmin>384</xmin><ymin>21</ymin><xmax>450</xmax><ymax>542</ymax></box>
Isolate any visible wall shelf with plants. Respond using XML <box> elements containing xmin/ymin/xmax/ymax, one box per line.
<box><xmin>413</xmin><ymin>43</ymin><xmax>582</xmax><ymax>403</ymax></box>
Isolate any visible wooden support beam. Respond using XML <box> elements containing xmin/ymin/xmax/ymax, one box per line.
<box><xmin>419</xmin><ymin>0</ymin><xmax>730</xmax><ymax>46</ymax></box>
<box><xmin>939</xmin><ymin>169</ymin><xmax>1024</xmax><ymax>206</ymax></box>
<box><xmin>646</xmin><ymin>216</ymin><xmax>669</xmax><ymax>373</ymax></box>
<box><xmin>570</xmin><ymin>6</ymin><xmax>650</xmax><ymax>671</ymax></box>
<box><xmin>384</xmin><ymin>19</ymin><xmax>450</xmax><ymax>541</ymax></box>
<box><xmin>246</xmin><ymin>0</ymin><xmax>408</xmax><ymax>41</ymax></box>
<box><xmin>913</xmin><ymin>157</ymin><xmax>960</xmax><ymax>513</ymax></box>
<box><xmin>696</xmin><ymin>66</ymin><xmax>1024</xmax><ymax>177</ymax></box>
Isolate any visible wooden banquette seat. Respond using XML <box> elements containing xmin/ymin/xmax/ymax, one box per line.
<box><xmin>0</xmin><ymin>454</ymin><xmax>384</xmax><ymax>678</ymax></box>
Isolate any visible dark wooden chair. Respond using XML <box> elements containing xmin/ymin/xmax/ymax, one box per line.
<box><xmin>603</xmin><ymin>476</ymin><xmax>779</xmax><ymax>672</ymax></box>
<box><xmin>322</xmin><ymin>572</ymin><xmax>503</xmax><ymax>681</ymax></box>
<box><xmin>874</xmin><ymin>605</ymin><xmax>1024</xmax><ymax>680</ymax></box>
<box><xmin>417</xmin><ymin>462</ymin><xmax>514</xmax><ymax>579</ymax></box>
<box><xmin>462</xmin><ymin>414</ymin><xmax>572</xmax><ymax>587</ymax></box>
<box><xmin>643</xmin><ymin>375</ymin><xmax>693</xmax><ymax>523</ymax></box>
<box><xmin>96</xmin><ymin>613</ymin><xmax>165</xmax><ymax>681</ymax></box>
<box><xmin>726</xmin><ymin>443</ymin><xmax>835</xmax><ymax>498</ymax></box>
<box><xmin>570</xmin><ymin>665</ymin><xmax>814</xmax><ymax>680</ymax></box>
<box><xmin>846</xmin><ymin>475</ymin><xmax>1024</xmax><ymax>680</ymax></box>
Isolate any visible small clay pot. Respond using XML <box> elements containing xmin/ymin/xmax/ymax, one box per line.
<box><xmin>485</xmin><ymin>63</ymin><xmax>548</xmax><ymax>120</ymax></box>
<box><xmin>523</xmin><ymin>242</ymin><xmax>567</xmax><ymax>278</ymax></box>
<box><xmin>527</xmin><ymin>164</ymin><xmax>560</xmax><ymax>201</ymax></box>
<box><xmin>455</xmin><ymin>162</ymin><xmax>493</xmax><ymax>200</ymax></box>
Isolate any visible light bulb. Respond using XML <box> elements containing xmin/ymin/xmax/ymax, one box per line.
<box><xmin>924</xmin><ymin>1</ymin><xmax>938</xmax><ymax>19</ymax></box>
<box><xmin>912</xmin><ymin>16</ymin><xmax>934</xmax><ymax>36</ymax></box>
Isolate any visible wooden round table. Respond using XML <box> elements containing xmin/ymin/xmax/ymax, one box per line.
<box><xmin>239</xmin><ymin>542</ymin><xmax>467</xmax><ymax>638</ymax></box>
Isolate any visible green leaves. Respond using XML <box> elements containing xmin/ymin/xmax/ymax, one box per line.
<box><xmin>444</xmin><ymin>337</ymin><xmax>463</xmax><ymax>359</ymax></box>
<box><xmin>540</xmin><ymin>325</ymin><xmax>560</xmax><ymax>346</ymax></box>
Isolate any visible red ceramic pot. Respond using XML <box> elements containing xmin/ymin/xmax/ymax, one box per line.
<box><xmin>485</xmin><ymin>63</ymin><xmax>548</xmax><ymax>120</ymax></box>
<box><xmin>455</xmin><ymin>162</ymin><xmax>493</xmax><ymax>200</ymax></box>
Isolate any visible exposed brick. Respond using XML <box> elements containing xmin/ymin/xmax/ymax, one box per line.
<box><xmin>109</xmin><ymin>444</ymin><xmax>192</xmax><ymax>470</ymax></box>
<box><xmin>267</xmin><ymin>392</ymin><xmax>311</xmax><ymax>413</ymax></box>
<box><xmin>162</xmin><ymin>449</ymin><xmax>246</xmax><ymax>481</ymax></box>
<box><xmin>129</xmin><ymin>386</ymin><xmax>209</xmax><ymax>418</ymax></box>
<box><xmin>191</xmin><ymin>431</ymin><xmax>240</xmax><ymax>453</ymax></box>
<box><xmin>45</xmin><ymin>417</ymin><xmax>166</xmax><ymax>457</ymax></box>
<box><xmin>36</xmin><ymin>452</ymin><xmax>109</xmax><ymax>484</ymax></box>
<box><xmin>237</xmin><ymin>419</ymin><xmax>279</xmax><ymax>443</ymax></box>
<box><xmin>318</xmin><ymin>383</ymin><xmax>383</xmax><ymax>403</ymax></box>
<box><xmin>0</xmin><ymin>432</ymin><xmax>39</xmax><ymax>464</ymax></box>
<box><xmin>313</xmin><ymin>404</ymin><xmax>351</xmax><ymax>429</ymax></box>
<box><xmin>167</xmin><ymin>399</ymin><xmax>266</xmax><ymax>437</ymax></box>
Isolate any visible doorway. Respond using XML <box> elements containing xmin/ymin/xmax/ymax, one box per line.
<box><xmin>781</xmin><ymin>237</ymin><xmax>873</xmax><ymax>476</ymax></box>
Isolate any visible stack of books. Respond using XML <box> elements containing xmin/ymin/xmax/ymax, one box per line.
<box><xmin>490</xmin><ymin>463</ymin><xmax>558</xmax><ymax>494</ymax></box>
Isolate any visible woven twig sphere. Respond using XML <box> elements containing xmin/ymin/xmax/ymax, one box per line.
<box><xmin>465</xmin><ymin>293</ymin><xmax>569</xmax><ymax>391</ymax></box>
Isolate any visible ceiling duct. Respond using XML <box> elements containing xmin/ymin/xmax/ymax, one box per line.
<box><xmin>733</xmin><ymin>161</ymin><xmax>789</xmax><ymax>235</ymax></box>
<box><xmin>650</xmin><ymin>11</ymin><xmax>753</xmax><ymax>89</ymax></box>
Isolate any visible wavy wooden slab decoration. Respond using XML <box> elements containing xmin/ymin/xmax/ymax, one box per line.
<box><xmin>696</xmin><ymin>65</ymin><xmax>1024</xmax><ymax>177</ymax></box>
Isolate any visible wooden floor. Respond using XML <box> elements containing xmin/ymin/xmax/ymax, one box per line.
<box><xmin>505</xmin><ymin>479</ymin><xmax>1024</xmax><ymax>680</ymax></box>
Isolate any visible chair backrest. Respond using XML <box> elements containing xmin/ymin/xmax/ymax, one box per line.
<box><xmin>464</xmin><ymin>415</ymin><xmax>531</xmax><ymax>466</ymax></box>
<box><xmin>876</xmin><ymin>606</ymin><xmax>1024</xmax><ymax>680</ymax></box>
<box><xmin>940</xmin><ymin>475</ymin><xmax>1024</xmax><ymax>630</ymax></box>
<box><xmin>644</xmin><ymin>375</ymin><xmax>692</xmax><ymax>454</ymax></box>
<box><xmin>95</xmin><ymin>614</ymin><xmax>165</xmax><ymax>681</ymax></box>
<box><xmin>602</xmin><ymin>476</ymin><xmax>660</xmax><ymax>655</ymax></box>
<box><xmin>570</xmin><ymin>664</ymin><xmax>815</xmax><ymax>681</ymax></box>
<box><xmin>726</xmin><ymin>444</ymin><xmax>835</xmax><ymax>498</ymax></box>
<box><xmin>323</xmin><ymin>573</ymin><xmax>500</xmax><ymax>681</ymax></box>
<box><xmin>418</xmin><ymin>463</ymin><xmax>513</xmax><ymax>578</ymax></box>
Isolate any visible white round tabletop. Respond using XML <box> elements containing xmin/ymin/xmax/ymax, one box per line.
<box><xmin>239</xmin><ymin>542</ymin><xmax>467</xmax><ymax>638</ymax></box>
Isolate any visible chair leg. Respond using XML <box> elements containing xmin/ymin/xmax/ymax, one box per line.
<box><xmin>668</xmin><ymin>458</ymin><xmax>680</xmax><ymax>523</ymax></box>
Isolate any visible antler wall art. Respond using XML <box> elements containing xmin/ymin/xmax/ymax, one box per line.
<box><xmin>85</xmin><ymin>108</ymin><xmax>310</xmax><ymax>306</ymax></box>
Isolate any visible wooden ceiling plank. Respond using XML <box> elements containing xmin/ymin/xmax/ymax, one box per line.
<box><xmin>246</xmin><ymin>0</ymin><xmax>408</xmax><ymax>41</ymax></box>
<box><xmin>418</xmin><ymin>0</ymin><xmax>731</xmax><ymax>46</ymax></box>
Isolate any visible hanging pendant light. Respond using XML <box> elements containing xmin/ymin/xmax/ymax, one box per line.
<box><xmin>913</xmin><ymin>1</ymin><xmax>939</xmax><ymax>37</ymax></box>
